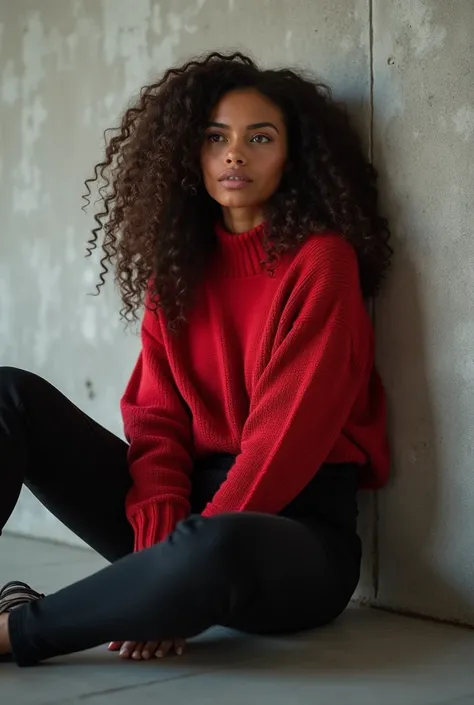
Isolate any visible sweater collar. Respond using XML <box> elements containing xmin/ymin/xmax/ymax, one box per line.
<box><xmin>214</xmin><ymin>221</ymin><xmax>268</xmax><ymax>278</ymax></box>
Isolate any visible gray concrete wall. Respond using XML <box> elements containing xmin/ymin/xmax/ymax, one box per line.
<box><xmin>1</xmin><ymin>0</ymin><xmax>473</xmax><ymax>621</ymax></box>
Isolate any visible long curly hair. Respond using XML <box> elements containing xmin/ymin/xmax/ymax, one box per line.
<box><xmin>83</xmin><ymin>50</ymin><xmax>391</xmax><ymax>330</ymax></box>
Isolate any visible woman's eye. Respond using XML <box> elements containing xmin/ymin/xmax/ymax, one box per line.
<box><xmin>206</xmin><ymin>133</ymin><xmax>271</xmax><ymax>144</ymax></box>
<box><xmin>250</xmin><ymin>134</ymin><xmax>271</xmax><ymax>144</ymax></box>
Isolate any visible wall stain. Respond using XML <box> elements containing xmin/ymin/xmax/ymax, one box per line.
<box><xmin>85</xmin><ymin>378</ymin><xmax>96</xmax><ymax>400</ymax></box>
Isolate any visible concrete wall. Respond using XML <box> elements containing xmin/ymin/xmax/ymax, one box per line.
<box><xmin>1</xmin><ymin>0</ymin><xmax>473</xmax><ymax>622</ymax></box>
<box><xmin>373</xmin><ymin>2</ymin><xmax>474</xmax><ymax>624</ymax></box>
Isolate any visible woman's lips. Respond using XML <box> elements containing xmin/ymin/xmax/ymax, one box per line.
<box><xmin>219</xmin><ymin>178</ymin><xmax>253</xmax><ymax>190</ymax></box>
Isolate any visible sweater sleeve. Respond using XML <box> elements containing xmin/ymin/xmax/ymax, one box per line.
<box><xmin>121</xmin><ymin>305</ymin><xmax>192</xmax><ymax>551</ymax></box>
<box><xmin>201</xmin><ymin>240</ymin><xmax>369</xmax><ymax>518</ymax></box>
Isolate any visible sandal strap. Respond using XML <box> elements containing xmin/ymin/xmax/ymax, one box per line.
<box><xmin>0</xmin><ymin>580</ymin><xmax>44</xmax><ymax>614</ymax></box>
<box><xmin>1</xmin><ymin>580</ymin><xmax>43</xmax><ymax>598</ymax></box>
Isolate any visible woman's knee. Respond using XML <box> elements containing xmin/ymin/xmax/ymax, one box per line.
<box><xmin>0</xmin><ymin>368</ymin><xmax>57</xmax><ymax>416</ymax></box>
<box><xmin>0</xmin><ymin>367</ymin><xmax>41</xmax><ymax>400</ymax></box>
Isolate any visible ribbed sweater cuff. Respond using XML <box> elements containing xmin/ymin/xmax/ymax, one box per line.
<box><xmin>128</xmin><ymin>501</ymin><xmax>189</xmax><ymax>552</ymax></box>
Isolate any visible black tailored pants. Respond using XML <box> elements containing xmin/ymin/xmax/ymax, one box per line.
<box><xmin>0</xmin><ymin>366</ymin><xmax>362</xmax><ymax>667</ymax></box>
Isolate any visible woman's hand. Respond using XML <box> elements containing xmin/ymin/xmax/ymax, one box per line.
<box><xmin>108</xmin><ymin>639</ymin><xmax>186</xmax><ymax>660</ymax></box>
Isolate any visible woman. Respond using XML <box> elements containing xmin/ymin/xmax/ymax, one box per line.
<box><xmin>0</xmin><ymin>51</ymin><xmax>391</xmax><ymax>667</ymax></box>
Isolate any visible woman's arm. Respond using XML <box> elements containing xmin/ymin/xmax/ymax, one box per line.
<box><xmin>121</xmin><ymin>305</ymin><xmax>193</xmax><ymax>552</ymax></box>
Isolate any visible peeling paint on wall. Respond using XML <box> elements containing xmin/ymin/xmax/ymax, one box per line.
<box><xmin>452</xmin><ymin>104</ymin><xmax>474</xmax><ymax>141</ymax></box>
<box><xmin>397</xmin><ymin>0</ymin><xmax>447</xmax><ymax>57</ymax></box>
<box><xmin>2</xmin><ymin>60</ymin><xmax>19</xmax><ymax>104</ymax></box>
<box><xmin>0</xmin><ymin>266</ymin><xmax>13</xmax><ymax>351</ymax></box>
<box><xmin>13</xmin><ymin>94</ymin><xmax>47</xmax><ymax>215</ymax></box>
<box><xmin>81</xmin><ymin>305</ymin><xmax>97</xmax><ymax>343</ymax></box>
<box><xmin>21</xmin><ymin>239</ymin><xmax>62</xmax><ymax>366</ymax></box>
<box><xmin>101</xmin><ymin>0</ymin><xmax>153</xmax><ymax>90</ymax></box>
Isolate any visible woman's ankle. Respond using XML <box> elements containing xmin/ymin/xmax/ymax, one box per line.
<box><xmin>0</xmin><ymin>613</ymin><xmax>11</xmax><ymax>655</ymax></box>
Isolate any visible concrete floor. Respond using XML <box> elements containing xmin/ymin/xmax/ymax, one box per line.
<box><xmin>2</xmin><ymin>536</ymin><xmax>474</xmax><ymax>705</ymax></box>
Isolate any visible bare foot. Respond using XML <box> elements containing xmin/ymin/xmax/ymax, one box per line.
<box><xmin>0</xmin><ymin>613</ymin><xmax>11</xmax><ymax>655</ymax></box>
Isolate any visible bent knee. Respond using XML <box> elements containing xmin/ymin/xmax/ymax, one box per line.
<box><xmin>0</xmin><ymin>367</ymin><xmax>54</xmax><ymax>410</ymax></box>
<box><xmin>0</xmin><ymin>366</ymin><xmax>36</xmax><ymax>395</ymax></box>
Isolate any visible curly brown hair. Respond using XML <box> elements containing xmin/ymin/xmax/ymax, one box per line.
<box><xmin>83</xmin><ymin>50</ymin><xmax>391</xmax><ymax>330</ymax></box>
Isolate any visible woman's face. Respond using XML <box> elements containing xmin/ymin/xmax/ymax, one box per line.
<box><xmin>201</xmin><ymin>89</ymin><xmax>288</xmax><ymax>217</ymax></box>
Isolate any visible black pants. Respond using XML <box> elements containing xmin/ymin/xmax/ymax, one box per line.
<box><xmin>0</xmin><ymin>366</ymin><xmax>362</xmax><ymax>667</ymax></box>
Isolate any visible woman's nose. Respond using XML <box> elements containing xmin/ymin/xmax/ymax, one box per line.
<box><xmin>225</xmin><ymin>149</ymin><xmax>245</xmax><ymax>165</ymax></box>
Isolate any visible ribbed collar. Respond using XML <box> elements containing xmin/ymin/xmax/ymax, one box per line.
<box><xmin>214</xmin><ymin>221</ymin><xmax>268</xmax><ymax>277</ymax></box>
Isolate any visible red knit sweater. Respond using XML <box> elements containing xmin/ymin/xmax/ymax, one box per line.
<box><xmin>121</xmin><ymin>222</ymin><xmax>389</xmax><ymax>552</ymax></box>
